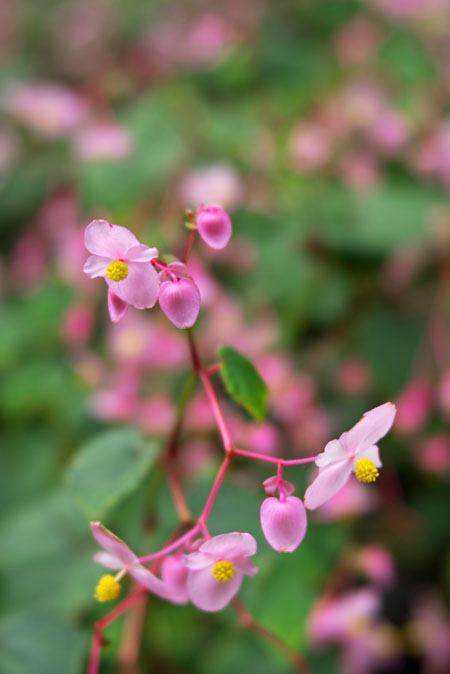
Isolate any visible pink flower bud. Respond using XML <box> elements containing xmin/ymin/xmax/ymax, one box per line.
<box><xmin>158</xmin><ymin>278</ymin><xmax>201</xmax><ymax>329</ymax></box>
<box><xmin>260</xmin><ymin>496</ymin><xmax>307</xmax><ymax>552</ymax></box>
<box><xmin>161</xmin><ymin>554</ymin><xmax>189</xmax><ymax>605</ymax></box>
<box><xmin>196</xmin><ymin>204</ymin><xmax>232</xmax><ymax>250</ymax></box>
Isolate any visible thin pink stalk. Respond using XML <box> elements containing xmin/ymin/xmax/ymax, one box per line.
<box><xmin>233</xmin><ymin>448</ymin><xmax>281</xmax><ymax>464</ymax></box>
<box><xmin>198</xmin><ymin>455</ymin><xmax>232</xmax><ymax>525</ymax></box>
<box><xmin>139</xmin><ymin>525</ymin><xmax>200</xmax><ymax>563</ymax></box>
<box><xmin>277</xmin><ymin>462</ymin><xmax>285</xmax><ymax>500</ymax></box>
<box><xmin>283</xmin><ymin>456</ymin><xmax>318</xmax><ymax>465</ymax></box>
<box><xmin>151</xmin><ymin>258</ymin><xmax>178</xmax><ymax>281</ymax></box>
<box><xmin>199</xmin><ymin>370</ymin><xmax>234</xmax><ymax>452</ymax></box>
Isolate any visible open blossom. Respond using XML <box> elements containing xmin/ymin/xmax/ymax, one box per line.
<box><xmin>304</xmin><ymin>402</ymin><xmax>396</xmax><ymax>510</ymax></box>
<box><xmin>183</xmin><ymin>532</ymin><xmax>258</xmax><ymax>612</ymax></box>
<box><xmin>91</xmin><ymin>522</ymin><xmax>171</xmax><ymax>602</ymax></box>
<box><xmin>83</xmin><ymin>219</ymin><xmax>159</xmax><ymax>322</ymax></box>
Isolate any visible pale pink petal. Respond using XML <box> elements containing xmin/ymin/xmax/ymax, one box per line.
<box><xmin>84</xmin><ymin>219</ymin><xmax>138</xmax><ymax>258</ymax></box>
<box><xmin>340</xmin><ymin>402</ymin><xmax>396</xmax><ymax>455</ymax></box>
<box><xmin>158</xmin><ymin>278</ymin><xmax>201</xmax><ymax>329</ymax></box>
<box><xmin>260</xmin><ymin>496</ymin><xmax>307</xmax><ymax>552</ymax></box>
<box><xmin>187</xmin><ymin>567</ymin><xmax>243</xmax><ymax>612</ymax></box>
<box><xmin>106</xmin><ymin>262</ymin><xmax>160</xmax><ymax>309</ymax></box>
<box><xmin>316</xmin><ymin>439</ymin><xmax>347</xmax><ymax>467</ymax></box>
<box><xmin>83</xmin><ymin>255</ymin><xmax>110</xmax><ymax>278</ymax></box>
<box><xmin>262</xmin><ymin>475</ymin><xmax>296</xmax><ymax>497</ymax></box>
<box><xmin>90</xmin><ymin>522</ymin><xmax>138</xmax><ymax>567</ymax></box>
<box><xmin>183</xmin><ymin>551</ymin><xmax>212</xmax><ymax>571</ymax></box>
<box><xmin>161</xmin><ymin>555</ymin><xmax>189</xmax><ymax>604</ymax></box>
<box><xmin>354</xmin><ymin>444</ymin><xmax>382</xmax><ymax>468</ymax></box>
<box><xmin>199</xmin><ymin>532</ymin><xmax>257</xmax><ymax>559</ymax></box>
<box><xmin>125</xmin><ymin>244</ymin><xmax>159</xmax><ymax>263</ymax></box>
<box><xmin>93</xmin><ymin>551</ymin><xmax>123</xmax><ymax>569</ymax></box>
<box><xmin>107</xmin><ymin>290</ymin><xmax>129</xmax><ymax>323</ymax></box>
<box><xmin>304</xmin><ymin>461</ymin><xmax>353</xmax><ymax>510</ymax></box>
<box><xmin>233</xmin><ymin>557</ymin><xmax>259</xmax><ymax>576</ymax></box>
<box><xmin>128</xmin><ymin>563</ymin><xmax>172</xmax><ymax>599</ymax></box>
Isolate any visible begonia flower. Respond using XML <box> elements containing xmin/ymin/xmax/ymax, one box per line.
<box><xmin>83</xmin><ymin>219</ymin><xmax>159</xmax><ymax>322</ymax></box>
<box><xmin>183</xmin><ymin>532</ymin><xmax>258</xmax><ymax>612</ymax></box>
<box><xmin>196</xmin><ymin>203</ymin><xmax>232</xmax><ymax>250</ymax></box>
<box><xmin>261</xmin><ymin>495</ymin><xmax>307</xmax><ymax>552</ymax></box>
<box><xmin>91</xmin><ymin>522</ymin><xmax>171</xmax><ymax>602</ymax></box>
<box><xmin>161</xmin><ymin>554</ymin><xmax>189</xmax><ymax>605</ymax></box>
<box><xmin>157</xmin><ymin>261</ymin><xmax>201</xmax><ymax>329</ymax></box>
<box><xmin>304</xmin><ymin>402</ymin><xmax>396</xmax><ymax>510</ymax></box>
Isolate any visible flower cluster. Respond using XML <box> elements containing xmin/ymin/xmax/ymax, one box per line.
<box><xmin>83</xmin><ymin>204</ymin><xmax>232</xmax><ymax>325</ymax></box>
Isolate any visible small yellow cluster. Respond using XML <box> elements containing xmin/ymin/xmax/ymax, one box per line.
<box><xmin>94</xmin><ymin>574</ymin><xmax>121</xmax><ymax>602</ymax></box>
<box><xmin>106</xmin><ymin>260</ymin><xmax>128</xmax><ymax>282</ymax></box>
<box><xmin>212</xmin><ymin>560</ymin><xmax>235</xmax><ymax>583</ymax></box>
<box><xmin>355</xmin><ymin>458</ymin><xmax>379</xmax><ymax>483</ymax></box>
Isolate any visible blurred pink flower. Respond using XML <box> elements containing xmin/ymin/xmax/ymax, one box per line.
<box><xmin>183</xmin><ymin>532</ymin><xmax>258</xmax><ymax>612</ymax></box>
<box><xmin>136</xmin><ymin>395</ymin><xmax>175</xmax><ymax>434</ymax></box>
<box><xmin>180</xmin><ymin>164</ymin><xmax>243</xmax><ymax>209</ymax></box>
<box><xmin>75</xmin><ymin>121</ymin><xmax>134</xmax><ymax>162</ymax></box>
<box><xmin>355</xmin><ymin>545</ymin><xmax>396</xmax><ymax>588</ymax></box>
<box><xmin>438</xmin><ymin>370</ymin><xmax>450</xmax><ymax>416</ymax></box>
<box><xmin>247</xmin><ymin>422</ymin><xmax>280</xmax><ymax>455</ymax></box>
<box><xmin>289</xmin><ymin>121</ymin><xmax>332</xmax><ymax>171</ymax></box>
<box><xmin>334</xmin><ymin>17</ymin><xmax>382</xmax><ymax>64</ymax></box>
<box><xmin>370</xmin><ymin>110</ymin><xmax>410</xmax><ymax>154</ymax></box>
<box><xmin>61</xmin><ymin>303</ymin><xmax>95</xmax><ymax>346</ymax></box>
<box><xmin>335</xmin><ymin>358</ymin><xmax>372</xmax><ymax>395</ymax></box>
<box><xmin>340</xmin><ymin>152</ymin><xmax>380</xmax><ymax>190</ymax></box>
<box><xmin>308</xmin><ymin>588</ymin><xmax>380</xmax><ymax>643</ymax></box>
<box><xmin>305</xmin><ymin>403</ymin><xmax>396</xmax><ymax>510</ymax></box>
<box><xmin>394</xmin><ymin>377</ymin><xmax>433</xmax><ymax>434</ymax></box>
<box><xmin>416</xmin><ymin>434</ymin><xmax>450</xmax><ymax>474</ymax></box>
<box><xmin>161</xmin><ymin>554</ymin><xmax>189</xmax><ymax>605</ymax></box>
<box><xmin>2</xmin><ymin>82</ymin><xmax>87</xmax><ymax>138</ymax></box>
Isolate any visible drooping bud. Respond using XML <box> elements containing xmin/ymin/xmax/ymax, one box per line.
<box><xmin>161</xmin><ymin>554</ymin><xmax>189</xmax><ymax>605</ymax></box>
<box><xmin>158</xmin><ymin>277</ymin><xmax>201</xmax><ymax>329</ymax></box>
<box><xmin>196</xmin><ymin>204</ymin><xmax>232</xmax><ymax>250</ymax></box>
<box><xmin>260</xmin><ymin>496</ymin><xmax>307</xmax><ymax>552</ymax></box>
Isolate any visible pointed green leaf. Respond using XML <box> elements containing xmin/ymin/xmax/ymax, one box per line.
<box><xmin>218</xmin><ymin>346</ymin><xmax>268</xmax><ymax>421</ymax></box>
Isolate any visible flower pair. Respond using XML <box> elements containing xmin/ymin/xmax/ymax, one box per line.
<box><xmin>91</xmin><ymin>523</ymin><xmax>257</xmax><ymax>613</ymax></box>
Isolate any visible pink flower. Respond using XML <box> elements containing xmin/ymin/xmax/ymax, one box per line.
<box><xmin>75</xmin><ymin>121</ymin><xmax>134</xmax><ymax>162</ymax></box>
<box><xmin>261</xmin><ymin>496</ymin><xmax>307</xmax><ymax>552</ymax></box>
<box><xmin>83</xmin><ymin>219</ymin><xmax>159</xmax><ymax>322</ymax></box>
<box><xmin>183</xmin><ymin>532</ymin><xmax>258</xmax><ymax>612</ymax></box>
<box><xmin>161</xmin><ymin>554</ymin><xmax>189</xmax><ymax>605</ymax></box>
<box><xmin>159</xmin><ymin>278</ymin><xmax>201</xmax><ymax>329</ymax></box>
<box><xmin>91</xmin><ymin>522</ymin><xmax>171</xmax><ymax>600</ymax></box>
<box><xmin>304</xmin><ymin>402</ymin><xmax>396</xmax><ymax>510</ymax></box>
<box><xmin>196</xmin><ymin>204</ymin><xmax>232</xmax><ymax>250</ymax></box>
<box><xmin>308</xmin><ymin>588</ymin><xmax>380</xmax><ymax>643</ymax></box>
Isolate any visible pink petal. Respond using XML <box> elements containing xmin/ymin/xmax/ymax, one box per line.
<box><xmin>262</xmin><ymin>476</ymin><xmax>296</xmax><ymax>498</ymax></box>
<box><xmin>107</xmin><ymin>290</ymin><xmax>129</xmax><ymax>323</ymax></box>
<box><xmin>199</xmin><ymin>532</ymin><xmax>257</xmax><ymax>559</ymax></box>
<box><xmin>233</xmin><ymin>557</ymin><xmax>259</xmax><ymax>576</ymax></box>
<box><xmin>161</xmin><ymin>555</ymin><xmax>189</xmax><ymax>604</ymax></box>
<box><xmin>340</xmin><ymin>402</ymin><xmax>396</xmax><ymax>455</ymax></box>
<box><xmin>93</xmin><ymin>552</ymin><xmax>123</xmax><ymax>570</ymax></box>
<box><xmin>187</xmin><ymin>566</ymin><xmax>243</xmax><ymax>612</ymax></box>
<box><xmin>316</xmin><ymin>439</ymin><xmax>347</xmax><ymax>467</ymax></box>
<box><xmin>260</xmin><ymin>496</ymin><xmax>307</xmax><ymax>552</ymax></box>
<box><xmin>125</xmin><ymin>244</ymin><xmax>159</xmax><ymax>263</ymax></box>
<box><xmin>84</xmin><ymin>219</ymin><xmax>139</xmax><ymax>258</ymax></box>
<box><xmin>106</xmin><ymin>261</ymin><xmax>160</xmax><ymax>309</ymax></box>
<box><xmin>90</xmin><ymin>522</ymin><xmax>138</xmax><ymax>568</ymax></box>
<box><xmin>304</xmin><ymin>460</ymin><xmax>353</xmax><ymax>510</ymax></box>
<box><xmin>196</xmin><ymin>204</ymin><xmax>232</xmax><ymax>250</ymax></box>
<box><xmin>159</xmin><ymin>261</ymin><xmax>188</xmax><ymax>284</ymax></box>
<box><xmin>158</xmin><ymin>278</ymin><xmax>201</xmax><ymax>329</ymax></box>
<box><xmin>128</xmin><ymin>563</ymin><xmax>172</xmax><ymax>599</ymax></box>
<box><xmin>183</xmin><ymin>551</ymin><xmax>212</xmax><ymax>571</ymax></box>
<box><xmin>83</xmin><ymin>255</ymin><xmax>110</xmax><ymax>279</ymax></box>
<box><xmin>354</xmin><ymin>444</ymin><xmax>381</xmax><ymax>468</ymax></box>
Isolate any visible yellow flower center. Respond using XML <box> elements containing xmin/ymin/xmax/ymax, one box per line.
<box><xmin>212</xmin><ymin>560</ymin><xmax>235</xmax><ymax>583</ymax></box>
<box><xmin>94</xmin><ymin>574</ymin><xmax>121</xmax><ymax>602</ymax></box>
<box><xmin>106</xmin><ymin>260</ymin><xmax>128</xmax><ymax>282</ymax></box>
<box><xmin>355</xmin><ymin>458</ymin><xmax>379</xmax><ymax>483</ymax></box>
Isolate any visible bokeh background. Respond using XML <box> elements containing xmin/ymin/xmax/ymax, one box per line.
<box><xmin>1</xmin><ymin>1</ymin><xmax>450</xmax><ymax>672</ymax></box>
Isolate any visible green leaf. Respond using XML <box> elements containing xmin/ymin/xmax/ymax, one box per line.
<box><xmin>218</xmin><ymin>346</ymin><xmax>268</xmax><ymax>421</ymax></box>
<box><xmin>0</xmin><ymin>612</ymin><xmax>86</xmax><ymax>674</ymax></box>
<box><xmin>66</xmin><ymin>428</ymin><xmax>159</xmax><ymax>517</ymax></box>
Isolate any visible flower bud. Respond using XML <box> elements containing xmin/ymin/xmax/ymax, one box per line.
<box><xmin>196</xmin><ymin>204</ymin><xmax>232</xmax><ymax>250</ymax></box>
<box><xmin>260</xmin><ymin>496</ymin><xmax>307</xmax><ymax>552</ymax></box>
<box><xmin>158</xmin><ymin>278</ymin><xmax>201</xmax><ymax>329</ymax></box>
<box><xmin>161</xmin><ymin>555</ymin><xmax>189</xmax><ymax>605</ymax></box>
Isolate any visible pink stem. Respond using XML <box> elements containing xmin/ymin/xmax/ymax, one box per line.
<box><xmin>151</xmin><ymin>258</ymin><xmax>178</xmax><ymax>281</ymax></box>
<box><xmin>198</xmin><ymin>455</ymin><xmax>232</xmax><ymax>525</ymax></box>
<box><xmin>283</xmin><ymin>457</ymin><xmax>318</xmax><ymax>465</ymax></box>
<box><xmin>87</xmin><ymin>633</ymin><xmax>102</xmax><ymax>674</ymax></box>
<box><xmin>277</xmin><ymin>462</ymin><xmax>285</xmax><ymax>500</ymax></box>
<box><xmin>233</xmin><ymin>448</ymin><xmax>318</xmax><ymax>466</ymax></box>
<box><xmin>139</xmin><ymin>525</ymin><xmax>200</xmax><ymax>563</ymax></box>
<box><xmin>199</xmin><ymin>370</ymin><xmax>234</xmax><ymax>453</ymax></box>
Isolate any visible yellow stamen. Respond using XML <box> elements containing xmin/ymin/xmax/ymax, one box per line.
<box><xmin>94</xmin><ymin>574</ymin><xmax>121</xmax><ymax>602</ymax></box>
<box><xmin>212</xmin><ymin>560</ymin><xmax>235</xmax><ymax>583</ymax></box>
<box><xmin>355</xmin><ymin>458</ymin><xmax>379</xmax><ymax>483</ymax></box>
<box><xmin>106</xmin><ymin>260</ymin><xmax>128</xmax><ymax>282</ymax></box>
